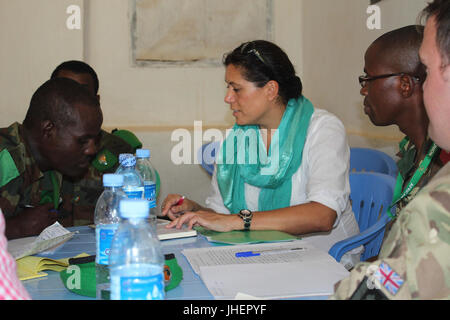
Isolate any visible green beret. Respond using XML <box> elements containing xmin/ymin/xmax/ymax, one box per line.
<box><xmin>112</xmin><ymin>129</ymin><xmax>143</xmax><ymax>151</ymax></box>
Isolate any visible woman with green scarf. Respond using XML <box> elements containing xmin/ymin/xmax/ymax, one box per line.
<box><xmin>162</xmin><ymin>41</ymin><xmax>361</xmax><ymax>267</ymax></box>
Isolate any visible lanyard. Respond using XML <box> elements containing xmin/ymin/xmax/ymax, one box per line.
<box><xmin>388</xmin><ymin>137</ymin><xmax>439</xmax><ymax>219</ymax></box>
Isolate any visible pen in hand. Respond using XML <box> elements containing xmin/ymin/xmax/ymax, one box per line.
<box><xmin>174</xmin><ymin>196</ymin><xmax>185</xmax><ymax>207</ymax></box>
<box><xmin>161</xmin><ymin>196</ymin><xmax>186</xmax><ymax>222</ymax></box>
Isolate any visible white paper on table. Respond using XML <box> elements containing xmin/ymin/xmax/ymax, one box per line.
<box><xmin>181</xmin><ymin>240</ymin><xmax>329</xmax><ymax>275</ymax></box>
<box><xmin>199</xmin><ymin>260</ymin><xmax>349</xmax><ymax>299</ymax></box>
<box><xmin>7</xmin><ymin>222</ymin><xmax>76</xmax><ymax>259</ymax></box>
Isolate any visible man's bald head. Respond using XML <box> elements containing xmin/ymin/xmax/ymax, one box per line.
<box><xmin>369</xmin><ymin>25</ymin><xmax>426</xmax><ymax>80</ymax></box>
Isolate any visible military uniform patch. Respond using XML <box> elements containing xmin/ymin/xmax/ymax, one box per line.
<box><xmin>91</xmin><ymin>149</ymin><xmax>117</xmax><ymax>172</ymax></box>
<box><xmin>373</xmin><ymin>262</ymin><xmax>404</xmax><ymax>295</ymax></box>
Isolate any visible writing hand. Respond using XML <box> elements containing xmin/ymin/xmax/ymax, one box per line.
<box><xmin>165</xmin><ymin>210</ymin><xmax>241</xmax><ymax>233</ymax></box>
<box><xmin>161</xmin><ymin>194</ymin><xmax>195</xmax><ymax>221</ymax></box>
<box><xmin>6</xmin><ymin>203</ymin><xmax>58</xmax><ymax>239</ymax></box>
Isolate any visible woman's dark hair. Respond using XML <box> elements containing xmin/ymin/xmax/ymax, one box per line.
<box><xmin>223</xmin><ymin>40</ymin><xmax>302</xmax><ymax>105</ymax></box>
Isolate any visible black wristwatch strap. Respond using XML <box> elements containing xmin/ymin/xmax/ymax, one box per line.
<box><xmin>239</xmin><ymin>209</ymin><xmax>253</xmax><ymax>231</ymax></box>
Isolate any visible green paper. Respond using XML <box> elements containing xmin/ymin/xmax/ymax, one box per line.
<box><xmin>196</xmin><ymin>227</ymin><xmax>298</xmax><ymax>245</ymax></box>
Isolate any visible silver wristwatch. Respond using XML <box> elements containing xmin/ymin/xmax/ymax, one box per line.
<box><xmin>238</xmin><ymin>209</ymin><xmax>253</xmax><ymax>231</ymax></box>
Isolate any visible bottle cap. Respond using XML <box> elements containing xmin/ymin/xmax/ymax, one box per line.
<box><xmin>118</xmin><ymin>154</ymin><xmax>136</xmax><ymax>167</ymax></box>
<box><xmin>103</xmin><ymin>174</ymin><xmax>124</xmax><ymax>187</ymax></box>
<box><xmin>120</xmin><ymin>199</ymin><xmax>149</xmax><ymax>218</ymax></box>
<box><xmin>136</xmin><ymin>149</ymin><xmax>150</xmax><ymax>158</ymax></box>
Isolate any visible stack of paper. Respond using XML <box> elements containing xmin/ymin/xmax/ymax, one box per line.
<box><xmin>182</xmin><ymin>240</ymin><xmax>349</xmax><ymax>299</ymax></box>
<box><xmin>7</xmin><ymin>222</ymin><xmax>76</xmax><ymax>259</ymax></box>
<box><xmin>16</xmin><ymin>253</ymin><xmax>89</xmax><ymax>281</ymax></box>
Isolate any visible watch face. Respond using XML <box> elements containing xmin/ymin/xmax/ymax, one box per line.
<box><xmin>239</xmin><ymin>209</ymin><xmax>251</xmax><ymax>217</ymax></box>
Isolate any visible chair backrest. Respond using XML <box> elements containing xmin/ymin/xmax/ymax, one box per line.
<box><xmin>350</xmin><ymin>147</ymin><xmax>398</xmax><ymax>178</ymax></box>
<box><xmin>349</xmin><ymin>172</ymin><xmax>396</xmax><ymax>260</ymax></box>
<box><xmin>198</xmin><ymin>141</ymin><xmax>221</xmax><ymax>176</ymax></box>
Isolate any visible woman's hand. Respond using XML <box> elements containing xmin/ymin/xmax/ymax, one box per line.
<box><xmin>166</xmin><ymin>210</ymin><xmax>242</xmax><ymax>233</ymax></box>
<box><xmin>160</xmin><ymin>194</ymin><xmax>199</xmax><ymax>221</ymax></box>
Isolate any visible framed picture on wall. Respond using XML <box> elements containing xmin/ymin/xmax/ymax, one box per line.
<box><xmin>130</xmin><ymin>0</ymin><xmax>273</xmax><ymax>66</ymax></box>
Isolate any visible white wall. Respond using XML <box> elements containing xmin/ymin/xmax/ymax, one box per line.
<box><xmin>0</xmin><ymin>0</ymin><xmax>84</xmax><ymax>126</ymax></box>
<box><xmin>0</xmin><ymin>0</ymin><xmax>429</xmax><ymax>207</ymax></box>
<box><xmin>301</xmin><ymin>0</ymin><xmax>428</xmax><ymax>156</ymax></box>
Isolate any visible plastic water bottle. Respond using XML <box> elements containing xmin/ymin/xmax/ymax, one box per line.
<box><xmin>109</xmin><ymin>199</ymin><xmax>165</xmax><ymax>300</ymax></box>
<box><xmin>115</xmin><ymin>154</ymin><xmax>144</xmax><ymax>199</ymax></box>
<box><xmin>135</xmin><ymin>149</ymin><xmax>157</xmax><ymax>227</ymax></box>
<box><xmin>94</xmin><ymin>174</ymin><xmax>126</xmax><ymax>300</ymax></box>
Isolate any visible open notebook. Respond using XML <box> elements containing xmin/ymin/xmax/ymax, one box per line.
<box><xmin>88</xmin><ymin>219</ymin><xmax>198</xmax><ymax>241</ymax></box>
<box><xmin>156</xmin><ymin>218</ymin><xmax>197</xmax><ymax>240</ymax></box>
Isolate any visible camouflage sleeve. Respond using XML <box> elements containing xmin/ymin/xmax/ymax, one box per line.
<box><xmin>0</xmin><ymin>181</ymin><xmax>21</xmax><ymax>219</ymax></box>
<box><xmin>0</xmin><ymin>149</ymin><xmax>22</xmax><ymax>219</ymax></box>
<box><xmin>331</xmin><ymin>171</ymin><xmax>450</xmax><ymax>300</ymax></box>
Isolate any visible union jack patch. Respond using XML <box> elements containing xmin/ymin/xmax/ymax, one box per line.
<box><xmin>373</xmin><ymin>262</ymin><xmax>404</xmax><ymax>295</ymax></box>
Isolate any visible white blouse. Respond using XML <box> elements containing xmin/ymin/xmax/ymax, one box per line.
<box><xmin>205</xmin><ymin>108</ymin><xmax>361</xmax><ymax>265</ymax></box>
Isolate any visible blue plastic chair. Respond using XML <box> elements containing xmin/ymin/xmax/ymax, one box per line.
<box><xmin>328</xmin><ymin>172</ymin><xmax>396</xmax><ymax>262</ymax></box>
<box><xmin>198</xmin><ymin>141</ymin><xmax>221</xmax><ymax>176</ymax></box>
<box><xmin>350</xmin><ymin>147</ymin><xmax>398</xmax><ymax>178</ymax></box>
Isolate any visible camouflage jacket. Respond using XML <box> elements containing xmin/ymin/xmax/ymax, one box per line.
<box><xmin>395</xmin><ymin>137</ymin><xmax>444</xmax><ymax>215</ymax></box>
<box><xmin>0</xmin><ymin>122</ymin><xmax>134</xmax><ymax>227</ymax></box>
<box><xmin>331</xmin><ymin>162</ymin><xmax>450</xmax><ymax>300</ymax></box>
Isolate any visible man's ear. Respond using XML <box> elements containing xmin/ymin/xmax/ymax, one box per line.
<box><xmin>41</xmin><ymin>120</ymin><xmax>55</xmax><ymax>139</ymax></box>
<box><xmin>264</xmin><ymin>80</ymin><xmax>280</xmax><ymax>102</ymax></box>
<box><xmin>399</xmin><ymin>75</ymin><xmax>415</xmax><ymax>98</ymax></box>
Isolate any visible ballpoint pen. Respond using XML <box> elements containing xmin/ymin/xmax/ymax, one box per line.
<box><xmin>235</xmin><ymin>247</ymin><xmax>305</xmax><ymax>258</ymax></box>
<box><xmin>159</xmin><ymin>196</ymin><xmax>186</xmax><ymax>222</ymax></box>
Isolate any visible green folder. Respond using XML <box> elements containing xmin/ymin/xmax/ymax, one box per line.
<box><xmin>195</xmin><ymin>227</ymin><xmax>299</xmax><ymax>245</ymax></box>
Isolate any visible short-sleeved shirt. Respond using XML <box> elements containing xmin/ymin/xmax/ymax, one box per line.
<box><xmin>206</xmin><ymin>109</ymin><xmax>360</xmax><ymax>257</ymax></box>
<box><xmin>0</xmin><ymin>123</ymin><xmax>133</xmax><ymax>226</ymax></box>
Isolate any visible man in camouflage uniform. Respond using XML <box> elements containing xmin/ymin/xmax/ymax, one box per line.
<box><xmin>50</xmin><ymin>60</ymin><xmax>142</xmax><ymax>172</ymax></box>
<box><xmin>51</xmin><ymin>60</ymin><xmax>161</xmax><ymax>204</ymax></box>
<box><xmin>49</xmin><ymin>61</ymin><xmax>143</xmax><ymax>227</ymax></box>
<box><xmin>0</xmin><ymin>78</ymin><xmax>104</xmax><ymax>239</ymax></box>
<box><xmin>359</xmin><ymin>25</ymin><xmax>445</xmax><ymax>217</ymax></box>
<box><xmin>332</xmin><ymin>0</ymin><xmax>450</xmax><ymax>300</ymax></box>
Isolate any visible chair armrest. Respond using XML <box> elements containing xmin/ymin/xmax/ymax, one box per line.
<box><xmin>328</xmin><ymin>214</ymin><xmax>391</xmax><ymax>262</ymax></box>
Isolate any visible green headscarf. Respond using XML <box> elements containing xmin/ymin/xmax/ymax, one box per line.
<box><xmin>216</xmin><ymin>96</ymin><xmax>314</xmax><ymax>214</ymax></box>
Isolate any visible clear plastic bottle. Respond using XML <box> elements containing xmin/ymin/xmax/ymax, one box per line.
<box><xmin>109</xmin><ymin>199</ymin><xmax>165</xmax><ymax>300</ymax></box>
<box><xmin>115</xmin><ymin>153</ymin><xmax>144</xmax><ymax>199</ymax></box>
<box><xmin>135</xmin><ymin>149</ymin><xmax>157</xmax><ymax>227</ymax></box>
<box><xmin>94</xmin><ymin>173</ymin><xmax>126</xmax><ymax>300</ymax></box>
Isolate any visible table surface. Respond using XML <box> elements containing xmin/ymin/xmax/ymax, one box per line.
<box><xmin>22</xmin><ymin>226</ymin><xmax>328</xmax><ymax>300</ymax></box>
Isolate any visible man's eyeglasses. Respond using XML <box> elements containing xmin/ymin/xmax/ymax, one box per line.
<box><xmin>358</xmin><ymin>73</ymin><xmax>421</xmax><ymax>88</ymax></box>
<box><xmin>240</xmin><ymin>42</ymin><xmax>268</xmax><ymax>67</ymax></box>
